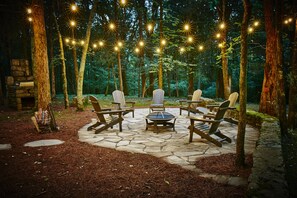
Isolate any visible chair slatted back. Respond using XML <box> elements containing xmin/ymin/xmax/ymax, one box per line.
<box><xmin>112</xmin><ymin>90</ymin><xmax>125</xmax><ymax>108</ymax></box>
<box><xmin>228</xmin><ymin>92</ymin><xmax>238</xmax><ymax>108</ymax></box>
<box><xmin>152</xmin><ymin>89</ymin><xmax>164</xmax><ymax>105</ymax></box>
<box><xmin>209</xmin><ymin>100</ymin><xmax>230</xmax><ymax>134</ymax></box>
<box><xmin>191</xmin><ymin>89</ymin><xmax>202</xmax><ymax>108</ymax></box>
<box><xmin>89</xmin><ymin>95</ymin><xmax>106</xmax><ymax>123</ymax></box>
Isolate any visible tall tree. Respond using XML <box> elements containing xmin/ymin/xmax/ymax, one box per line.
<box><xmin>275</xmin><ymin>0</ymin><xmax>287</xmax><ymax>135</ymax></box>
<box><xmin>53</xmin><ymin>13</ymin><xmax>69</xmax><ymax>109</ymax></box>
<box><xmin>236</xmin><ymin>0</ymin><xmax>251</xmax><ymax>167</ymax></box>
<box><xmin>217</xmin><ymin>0</ymin><xmax>231</xmax><ymax>99</ymax></box>
<box><xmin>158</xmin><ymin>0</ymin><xmax>164</xmax><ymax>89</ymax></box>
<box><xmin>138</xmin><ymin>0</ymin><xmax>146</xmax><ymax>97</ymax></box>
<box><xmin>259</xmin><ymin>0</ymin><xmax>279</xmax><ymax>116</ymax></box>
<box><xmin>288</xmin><ymin>12</ymin><xmax>297</xmax><ymax>129</ymax></box>
<box><xmin>32</xmin><ymin>0</ymin><xmax>51</xmax><ymax>109</ymax></box>
<box><xmin>76</xmin><ymin>1</ymin><xmax>98</xmax><ymax>111</ymax></box>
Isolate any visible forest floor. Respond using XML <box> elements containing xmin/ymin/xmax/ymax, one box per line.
<box><xmin>0</xmin><ymin>95</ymin><xmax>295</xmax><ymax>197</ymax></box>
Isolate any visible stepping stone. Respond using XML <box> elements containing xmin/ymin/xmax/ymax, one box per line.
<box><xmin>0</xmin><ymin>144</ymin><xmax>12</xmax><ymax>150</ymax></box>
<box><xmin>24</xmin><ymin>139</ymin><xmax>64</xmax><ymax>147</ymax></box>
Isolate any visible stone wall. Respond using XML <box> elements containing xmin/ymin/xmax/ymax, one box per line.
<box><xmin>6</xmin><ymin>59</ymin><xmax>35</xmax><ymax>111</ymax></box>
<box><xmin>247</xmin><ymin>121</ymin><xmax>289</xmax><ymax>197</ymax></box>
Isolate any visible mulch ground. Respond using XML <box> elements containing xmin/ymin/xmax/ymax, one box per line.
<box><xmin>0</xmin><ymin>101</ymin><xmax>251</xmax><ymax>197</ymax></box>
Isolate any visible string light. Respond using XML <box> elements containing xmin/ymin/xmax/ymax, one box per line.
<box><xmin>156</xmin><ymin>47</ymin><xmax>161</xmax><ymax>53</ymax></box>
<box><xmin>71</xmin><ymin>40</ymin><xmax>76</xmax><ymax>45</ymax></box>
<box><xmin>28</xmin><ymin>17</ymin><xmax>32</xmax><ymax>22</ymax></box>
<box><xmin>161</xmin><ymin>39</ymin><xmax>166</xmax><ymax>46</ymax></box>
<box><xmin>216</xmin><ymin>33</ymin><xmax>221</xmax><ymax>39</ymax></box>
<box><xmin>284</xmin><ymin>18</ymin><xmax>293</xmax><ymax>24</ymax></box>
<box><xmin>80</xmin><ymin>40</ymin><xmax>85</xmax><ymax>45</ymax></box>
<box><xmin>71</xmin><ymin>4</ymin><xmax>77</xmax><ymax>12</ymax></box>
<box><xmin>120</xmin><ymin>0</ymin><xmax>127</xmax><ymax>6</ymax></box>
<box><xmin>114</xmin><ymin>46</ymin><xmax>119</xmax><ymax>52</ymax></box>
<box><xmin>109</xmin><ymin>22</ymin><xmax>116</xmax><ymax>31</ymax></box>
<box><xmin>99</xmin><ymin>41</ymin><xmax>104</xmax><ymax>47</ymax></box>
<box><xmin>218</xmin><ymin>43</ymin><xmax>224</xmax><ymax>48</ymax></box>
<box><xmin>138</xmin><ymin>40</ymin><xmax>145</xmax><ymax>47</ymax></box>
<box><xmin>187</xmin><ymin>36</ymin><xmax>194</xmax><ymax>43</ymax></box>
<box><xmin>253</xmin><ymin>21</ymin><xmax>259</xmax><ymax>27</ymax></box>
<box><xmin>65</xmin><ymin>38</ymin><xmax>70</xmax><ymax>43</ymax></box>
<box><xmin>179</xmin><ymin>47</ymin><xmax>185</xmax><ymax>53</ymax></box>
<box><xmin>147</xmin><ymin>23</ymin><xmax>153</xmax><ymax>32</ymax></box>
<box><xmin>135</xmin><ymin>47</ymin><xmax>140</xmax><ymax>53</ymax></box>
<box><xmin>248</xmin><ymin>27</ymin><xmax>254</xmax><ymax>33</ymax></box>
<box><xmin>184</xmin><ymin>23</ymin><xmax>190</xmax><ymax>31</ymax></box>
<box><xmin>27</xmin><ymin>8</ymin><xmax>32</xmax><ymax>14</ymax></box>
<box><xmin>198</xmin><ymin>45</ymin><xmax>204</xmax><ymax>51</ymax></box>
<box><xmin>93</xmin><ymin>43</ymin><xmax>98</xmax><ymax>48</ymax></box>
<box><xmin>117</xmin><ymin>41</ymin><xmax>123</xmax><ymax>47</ymax></box>
<box><xmin>219</xmin><ymin>22</ymin><xmax>225</xmax><ymax>29</ymax></box>
<box><xmin>70</xmin><ymin>20</ymin><xmax>76</xmax><ymax>27</ymax></box>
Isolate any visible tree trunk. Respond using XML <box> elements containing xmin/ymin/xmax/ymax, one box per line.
<box><xmin>105</xmin><ymin>64</ymin><xmax>111</xmax><ymax>96</ymax></box>
<box><xmin>77</xmin><ymin>2</ymin><xmax>97</xmax><ymax>111</ymax></box>
<box><xmin>188</xmin><ymin>66</ymin><xmax>194</xmax><ymax>95</ymax></box>
<box><xmin>158</xmin><ymin>0</ymin><xmax>163</xmax><ymax>89</ymax></box>
<box><xmin>218</xmin><ymin>0</ymin><xmax>231</xmax><ymax>99</ymax></box>
<box><xmin>275</xmin><ymin>0</ymin><xmax>288</xmax><ymax>135</ymax></box>
<box><xmin>259</xmin><ymin>0</ymin><xmax>278</xmax><ymax>116</ymax></box>
<box><xmin>72</xmin><ymin>29</ymin><xmax>79</xmax><ymax>91</ymax></box>
<box><xmin>32</xmin><ymin>0</ymin><xmax>51</xmax><ymax>110</ymax></box>
<box><xmin>236</xmin><ymin>0</ymin><xmax>251</xmax><ymax>167</ymax></box>
<box><xmin>288</xmin><ymin>18</ymin><xmax>297</xmax><ymax>129</ymax></box>
<box><xmin>53</xmin><ymin>13</ymin><xmax>69</xmax><ymax>109</ymax></box>
<box><xmin>216</xmin><ymin>69</ymin><xmax>224</xmax><ymax>98</ymax></box>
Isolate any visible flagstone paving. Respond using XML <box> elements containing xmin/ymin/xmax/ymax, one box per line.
<box><xmin>78</xmin><ymin>108</ymin><xmax>259</xmax><ymax>186</ymax></box>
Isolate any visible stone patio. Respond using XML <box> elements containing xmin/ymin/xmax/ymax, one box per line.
<box><xmin>78</xmin><ymin>108</ymin><xmax>259</xmax><ymax>186</ymax></box>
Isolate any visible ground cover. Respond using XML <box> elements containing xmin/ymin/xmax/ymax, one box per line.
<box><xmin>0</xmin><ymin>95</ymin><xmax>293</xmax><ymax>197</ymax></box>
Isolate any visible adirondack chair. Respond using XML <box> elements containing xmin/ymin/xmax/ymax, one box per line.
<box><xmin>179</xmin><ymin>89</ymin><xmax>203</xmax><ymax>116</ymax></box>
<box><xmin>112</xmin><ymin>90</ymin><xmax>135</xmax><ymax>118</ymax></box>
<box><xmin>203</xmin><ymin>92</ymin><xmax>239</xmax><ymax>124</ymax></box>
<box><xmin>188</xmin><ymin>100</ymin><xmax>231</xmax><ymax>147</ymax></box>
<box><xmin>149</xmin><ymin>89</ymin><xmax>165</xmax><ymax>112</ymax></box>
<box><xmin>87</xmin><ymin>95</ymin><xmax>125</xmax><ymax>134</ymax></box>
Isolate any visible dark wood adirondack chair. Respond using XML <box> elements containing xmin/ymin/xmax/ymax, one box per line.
<box><xmin>87</xmin><ymin>95</ymin><xmax>125</xmax><ymax>134</ymax></box>
<box><xmin>112</xmin><ymin>90</ymin><xmax>135</xmax><ymax>118</ymax></box>
<box><xmin>203</xmin><ymin>92</ymin><xmax>239</xmax><ymax>124</ymax></box>
<box><xmin>188</xmin><ymin>100</ymin><xmax>231</xmax><ymax>147</ymax></box>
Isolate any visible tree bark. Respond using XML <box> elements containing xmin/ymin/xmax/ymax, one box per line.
<box><xmin>236</xmin><ymin>0</ymin><xmax>251</xmax><ymax>167</ymax></box>
<box><xmin>188</xmin><ymin>66</ymin><xmax>194</xmax><ymax>95</ymax></box>
<box><xmin>259</xmin><ymin>0</ymin><xmax>278</xmax><ymax>116</ymax></box>
<box><xmin>158</xmin><ymin>0</ymin><xmax>163</xmax><ymax>89</ymax></box>
<box><xmin>32</xmin><ymin>0</ymin><xmax>51</xmax><ymax>110</ymax></box>
<box><xmin>77</xmin><ymin>2</ymin><xmax>98</xmax><ymax>111</ymax></box>
<box><xmin>53</xmin><ymin>13</ymin><xmax>69</xmax><ymax>109</ymax></box>
<box><xmin>288</xmin><ymin>16</ymin><xmax>297</xmax><ymax>129</ymax></box>
<box><xmin>275</xmin><ymin>0</ymin><xmax>288</xmax><ymax>135</ymax></box>
<box><xmin>72</xmin><ymin>29</ymin><xmax>79</xmax><ymax>91</ymax></box>
<box><xmin>218</xmin><ymin>0</ymin><xmax>231</xmax><ymax>99</ymax></box>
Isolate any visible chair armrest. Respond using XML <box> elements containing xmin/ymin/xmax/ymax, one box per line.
<box><xmin>179</xmin><ymin>99</ymin><xmax>188</xmax><ymax>105</ymax></box>
<box><xmin>92</xmin><ymin>108</ymin><xmax>111</xmax><ymax>112</ymax></box>
<box><xmin>96</xmin><ymin>110</ymin><xmax>125</xmax><ymax>115</ymax></box>
<box><xmin>126</xmin><ymin>101</ymin><xmax>135</xmax><ymax>107</ymax></box>
<box><xmin>189</xmin><ymin>116</ymin><xmax>222</xmax><ymax>124</ymax></box>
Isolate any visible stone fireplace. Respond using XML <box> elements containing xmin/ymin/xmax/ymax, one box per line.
<box><xmin>6</xmin><ymin>59</ymin><xmax>35</xmax><ymax>111</ymax></box>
